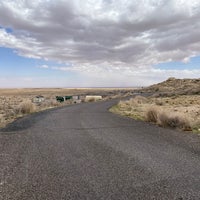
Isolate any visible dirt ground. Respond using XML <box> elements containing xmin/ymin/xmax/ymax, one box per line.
<box><xmin>0</xmin><ymin>88</ymin><xmax>134</xmax><ymax>128</ymax></box>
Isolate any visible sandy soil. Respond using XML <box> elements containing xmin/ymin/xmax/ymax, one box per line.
<box><xmin>0</xmin><ymin>88</ymin><xmax>134</xmax><ymax>128</ymax></box>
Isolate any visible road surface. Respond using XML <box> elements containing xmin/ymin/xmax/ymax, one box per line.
<box><xmin>1</xmin><ymin>99</ymin><xmax>200</xmax><ymax>199</ymax></box>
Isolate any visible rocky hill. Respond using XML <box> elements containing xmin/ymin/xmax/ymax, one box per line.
<box><xmin>140</xmin><ymin>77</ymin><xmax>200</xmax><ymax>96</ymax></box>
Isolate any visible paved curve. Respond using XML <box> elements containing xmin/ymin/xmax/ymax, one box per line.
<box><xmin>1</xmin><ymin>99</ymin><xmax>200</xmax><ymax>200</ymax></box>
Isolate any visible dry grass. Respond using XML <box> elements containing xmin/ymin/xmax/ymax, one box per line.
<box><xmin>139</xmin><ymin>77</ymin><xmax>200</xmax><ymax>95</ymax></box>
<box><xmin>0</xmin><ymin>88</ymin><xmax>135</xmax><ymax>128</ymax></box>
<box><xmin>110</xmin><ymin>95</ymin><xmax>200</xmax><ymax>132</ymax></box>
<box><xmin>146</xmin><ymin>107</ymin><xmax>159</xmax><ymax>123</ymax></box>
<box><xmin>158</xmin><ymin>112</ymin><xmax>191</xmax><ymax>130</ymax></box>
<box><xmin>19</xmin><ymin>101</ymin><xmax>35</xmax><ymax>114</ymax></box>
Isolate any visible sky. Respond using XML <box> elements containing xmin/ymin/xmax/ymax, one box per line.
<box><xmin>0</xmin><ymin>0</ymin><xmax>200</xmax><ymax>88</ymax></box>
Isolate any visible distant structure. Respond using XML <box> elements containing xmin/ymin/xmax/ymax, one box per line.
<box><xmin>56</xmin><ymin>95</ymin><xmax>103</xmax><ymax>103</ymax></box>
<box><xmin>56</xmin><ymin>96</ymin><xmax>72</xmax><ymax>102</ymax></box>
<box><xmin>85</xmin><ymin>95</ymin><xmax>102</xmax><ymax>102</ymax></box>
<box><xmin>56</xmin><ymin>95</ymin><xmax>83</xmax><ymax>103</ymax></box>
<box><xmin>32</xmin><ymin>95</ymin><xmax>45</xmax><ymax>103</ymax></box>
<box><xmin>72</xmin><ymin>95</ymin><xmax>83</xmax><ymax>103</ymax></box>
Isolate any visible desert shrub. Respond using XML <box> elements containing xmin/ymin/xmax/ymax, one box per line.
<box><xmin>4</xmin><ymin>109</ymin><xmax>15</xmax><ymax>119</ymax></box>
<box><xmin>125</xmin><ymin>96</ymin><xmax>147</xmax><ymax>107</ymax></box>
<box><xmin>158</xmin><ymin>112</ymin><xmax>191</xmax><ymax>130</ymax></box>
<box><xmin>128</xmin><ymin>98</ymin><xmax>139</xmax><ymax>106</ymax></box>
<box><xmin>134</xmin><ymin>95</ymin><xmax>148</xmax><ymax>104</ymax></box>
<box><xmin>145</xmin><ymin>107</ymin><xmax>159</xmax><ymax>123</ymax></box>
<box><xmin>50</xmin><ymin>100</ymin><xmax>60</xmax><ymax>107</ymax></box>
<box><xmin>118</xmin><ymin>100</ymin><xmax>127</xmax><ymax>107</ymax></box>
<box><xmin>191</xmin><ymin>119</ymin><xmax>200</xmax><ymax>132</ymax></box>
<box><xmin>154</xmin><ymin>87</ymin><xmax>159</xmax><ymax>92</ymax></box>
<box><xmin>155</xmin><ymin>99</ymin><xmax>164</xmax><ymax>106</ymax></box>
<box><xmin>14</xmin><ymin>106</ymin><xmax>21</xmax><ymax>115</ymax></box>
<box><xmin>19</xmin><ymin>101</ymin><xmax>35</xmax><ymax>114</ymax></box>
<box><xmin>88</xmin><ymin>97</ymin><xmax>96</xmax><ymax>102</ymax></box>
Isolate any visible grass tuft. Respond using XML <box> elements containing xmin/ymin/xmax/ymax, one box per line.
<box><xmin>111</xmin><ymin>95</ymin><xmax>199</xmax><ymax>132</ymax></box>
<box><xmin>145</xmin><ymin>107</ymin><xmax>159</xmax><ymax>123</ymax></box>
<box><xmin>158</xmin><ymin>113</ymin><xmax>191</xmax><ymax>130</ymax></box>
<box><xmin>19</xmin><ymin>101</ymin><xmax>35</xmax><ymax>114</ymax></box>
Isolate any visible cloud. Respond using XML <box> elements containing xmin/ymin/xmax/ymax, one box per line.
<box><xmin>38</xmin><ymin>65</ymin><xmax>49</xmax><ymax>69</ymax></box>
<box><xmin>1</xmin><ymin>65</ymin><xmax>199</xmax><ymax>88</ymax></box>
<box><xmin>0</xmin><ymin>76</ymin><xmax>82</xmax><ymax>88</ymax></box>
<box><xmin>50</xmin><ymin>64</ymin><xmax>200</xmax><ymax>87</ymax></box>
<box><xmin>0</xmin><ymin>0</ymin><xmax>200</xmax><ymax>77</ymax></box>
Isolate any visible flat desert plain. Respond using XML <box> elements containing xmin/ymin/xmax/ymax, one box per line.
<box><xmin>0</xmin><ymin>88</ymin><xmax>134</xmax><ymax>128</ymax></box>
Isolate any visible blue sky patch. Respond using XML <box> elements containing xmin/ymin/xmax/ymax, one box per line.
<box><xmin>155</xmin><ymin>56</ymin><xmax>200</xmax><ymax>70</ymax></box>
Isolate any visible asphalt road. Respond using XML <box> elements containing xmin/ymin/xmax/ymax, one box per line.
<box><xmin>1</xmin><ymin>99</ymin><xmax>200</xmax><ymax>200</ymax></box>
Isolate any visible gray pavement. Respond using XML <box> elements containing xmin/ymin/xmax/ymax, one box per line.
<box><xmin>1</xmin><ymin>99</ymin><xmax>200</xmax><ymax>199</ymax></box>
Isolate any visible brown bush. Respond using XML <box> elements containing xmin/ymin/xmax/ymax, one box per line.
<box><xmin>118</xmin><ymin>100</ymin><xmax>129</xmax><ymax>108</ymax></box>
<box><xmin>155</xmin><ymin>99</ymin><xmax>164</xmax><ymax>106</ymax></box>
<box><xmin>50</xmin><ymin>100</ymin><xmax>60</xmax><ymax>107</ymax></box>
<box><xmin>132</xmin><ymin>95</ymin><xmax>148</xmax><ymax>104</ymax></box>
<box><xmin>19</xmin><ymin>101</ymin><xmax>35</xmax><ymax>114</ymax></box>
<box><xmin>145</xmin><ymin>107</ymin><xmax>159</xmax><ymax>123</ymax></box>
<box><xmin>13</xmin><ymin>106</ymin><xmax>21</xmax><ymax>115</ymax></box>
<box><xmin>158</xmin><ymin>113</ymin><xmax>191</xmax><ymax>130</ymax></box>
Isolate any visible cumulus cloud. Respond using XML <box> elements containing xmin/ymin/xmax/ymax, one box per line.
<box><xmin>37</xmin><ymin>65</ymin><xmax>49</xmax><ymax>69</ymax></box>
<box><xmin>0</xmin><ymin>0</ymin><xmax>200</xmax><ymax>83</ymax></box>
<box><xmin>39</xmin><ymin>63</ymin><xmax>200</xmax><ymax>87</ymax></box>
